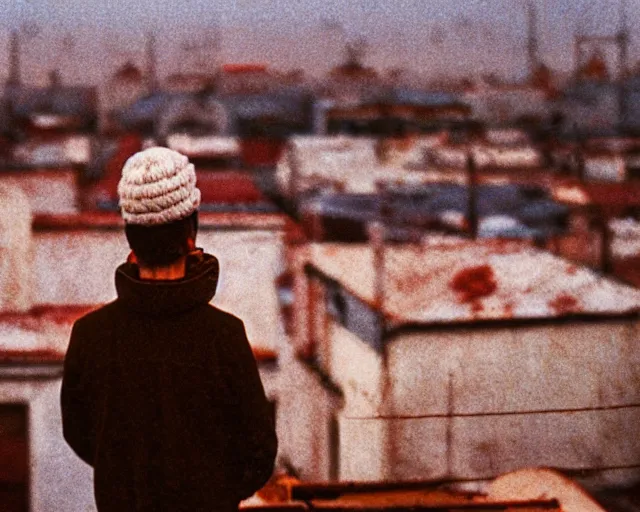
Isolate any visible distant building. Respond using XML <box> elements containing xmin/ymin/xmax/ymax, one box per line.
<box><xmin>275</xmin><ymin>135</ymin><xmax>446</xmax><ymax>198</ymax></box>
<box><xmin>100</xmin><ymin>62</ymin><xmax>148</xmax><ymax>132</ymax></box>
<box><xmin>461</xmin><ymin>82</ymin><xmax>550</xmax><ymax>125</ymax></box>
<box><xmin>555</xmin><ymin>81</ymin><xmax>620</xmax><ymax>136</ymax></box>
<box><xmin>317</xmin><ymin>90</ymin><xmax>470</xmax><ymax>136</ymax></box>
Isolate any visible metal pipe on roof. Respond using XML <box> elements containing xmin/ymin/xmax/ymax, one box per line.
<box><xmin>466</xmin><ymin>152</ymin><xmax>478</xmax><ymax>240</ymax></box>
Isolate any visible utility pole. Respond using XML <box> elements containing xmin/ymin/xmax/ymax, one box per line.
<box><xmin>146</xmin><ymin>32</ymin><xmax>158</xmax><ymax>94</ymax></box>
<box><xmin>618</xmin><ymin>0</ymin><xmax>629</xmax><ymax>128</ymax></box>
<box><xmin>7</xmin><ymin>30</ymin><xmax>20</xmax><ymax>88</ymax></box>
<box><xmin>526</xmin><ymin>0</ymin><xmax>539</xmax><ymax>78</ymax></box>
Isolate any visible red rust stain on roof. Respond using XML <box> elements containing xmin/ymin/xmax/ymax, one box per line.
<box><xmin>450</xmin><ymin>265</ymin><xmax>497</xmax><ymax>303</ymax></box>
<box><xmin>471</xmin><ymin>301</ymin><xmax>484</xmax><ymax>314</ymax></box>
<box><xmin>548</xmin><ymin>293</ymin><xmax>579</xmax><ymax>315</ymax></box>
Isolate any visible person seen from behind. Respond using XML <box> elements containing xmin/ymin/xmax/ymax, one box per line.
<box><xmin>61</xmin><ymin>147</ymin><xmax>277</xmax><ymax>511</ymax></box>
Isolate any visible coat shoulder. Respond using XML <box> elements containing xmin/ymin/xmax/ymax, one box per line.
<box><xmin>202</xmin><ymin>305</ymin><xmax>245</xmax><ymax>330</ymax></box>
<box><xmin>72</xmin><ymin>301</ymin><xmax>120</xmax><ymax>332</ymax></box>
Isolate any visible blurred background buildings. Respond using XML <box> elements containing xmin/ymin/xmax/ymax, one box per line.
<box><xmin>0</xmin><ymin>1</ymin><xmax>639</xmax><ymax>510</ymax></box>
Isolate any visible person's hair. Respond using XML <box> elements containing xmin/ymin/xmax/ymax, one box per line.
<box><xmin>125</xmin><ymin>211</ymin><xmax>198</xmax><ymax>268</ymax></box>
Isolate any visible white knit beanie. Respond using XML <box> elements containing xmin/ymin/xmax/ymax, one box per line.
<box><xmin>118</xmin><ymin>147</ymin><xmax>201</xmax><ymax>225</ymax></box>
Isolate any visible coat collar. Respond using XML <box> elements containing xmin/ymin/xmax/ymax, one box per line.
<box><xmin>115</xmin><ymin>250</ymin><xmax>219</xmax><ymax>315</ymax></box>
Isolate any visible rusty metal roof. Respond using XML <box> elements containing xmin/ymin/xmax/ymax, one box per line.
<box><xmin>307</xmin><ymin>239</ymin><xmax>640</xmax><ymax>325</ymax></box>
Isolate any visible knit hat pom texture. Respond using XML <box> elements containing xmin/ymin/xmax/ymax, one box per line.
<box><xmin>118</xmin><ymin>147</ymin><xmax>201</xmax><ymax>225</ymax></box>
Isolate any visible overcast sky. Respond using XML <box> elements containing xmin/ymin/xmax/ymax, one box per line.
<box><xmin>0</xmin><ymin>0</ymin><xmax>636</xmax><ymax>85</ymax></box>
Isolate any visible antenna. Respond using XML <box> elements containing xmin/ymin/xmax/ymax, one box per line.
<box><xmin>619</xmin><ymin>0</ymin><xmax>629</xmax><ymax>77</ymax></box>
<box><xmin>321</xmin><ymin>19</ymin><xmax>369</xmax><ymax>69</ymax></box>
<box><xmin>526</xmin><ymin>0</ymin><xmax>539</xmax><ymax>75</ymax></box>
<box><xmin>7</xmin><ymin>30</ymin><xmax>20</xmax><ymax>87</ymax></box>
<box><xmin>146</xmin><ymin>31</ymin><xmax>158</xmax><ymax>93</ymax></box>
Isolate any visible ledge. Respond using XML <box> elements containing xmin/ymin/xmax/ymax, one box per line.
<box><xmin>32</xmin><ymin>211</ymin><xmax>289</xmax><ymax>232</ymax></box>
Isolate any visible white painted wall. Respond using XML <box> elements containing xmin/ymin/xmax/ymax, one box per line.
<box><xmin>0</xmin><ymin>170</ymin><xmax>78</xmax><ymax>214</ymax></box>
<box><xmin>0</xmin><ymin>375</ymin><xmax>96</xmax><ymax>512</ymax></box>
<box><xmin>383</xmin><ymin>320</ymin><xmax>640</xmax><ymax>485</ymax></box>
<box><xmin>338</xmin><ymin>416</ymin><xmax>391</xmax><ymax>481</ymax></box>
<box><xmin>329</xmin><ymin>323</ymin><xmax>384</xmax><ymax>418</ymax></box>
<box><xmin>277</xmin><ymin>343</ymin><xmax>342</xmax><ymax>481</ymax></box>
<box><xmin>31</xmin><ymin>228</ymin><xmax>287</xmax><ymax>352</ymax></box>
<box><xmin>0</xmin><ymin>185</ymin><xmax>33</xmax><ymax>313</ymax></box>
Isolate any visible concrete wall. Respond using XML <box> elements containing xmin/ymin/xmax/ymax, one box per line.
<box><xmin>297</xmin><ymin>310</ymin><xmax>640</xmax><ymax>485</ymax></box>
<box><xmin>31</xmin><ymin>227</ymin><xmax>286</xmax><ymax>351</ymax></box>
<box><xmin>0</xmin><ymin>374</ymin><xmax>96</xmax><ymax>512</ymax></box>
<box><xmin>0</xmin><ymin>185</ymin><xmax>33</xmax><ymax>313</ymax></box>
<box><xmin>329</xmin><ymin>323</ymin><xmax>383</xmax><ymax>417</ymax></box>
<box><xmin>383</xmin><ymin>320</ymin><xmax>640</xmax><ymax>485</ymax></box>
<box><xmin>0</xmin><ymin>170</ymin><xmax>78</xmax><ymax>214</ymax></box>
<box><xmin>277</xmin><ymin>344</ymin><xmax>342</xmax><ymax>482</ymax></box>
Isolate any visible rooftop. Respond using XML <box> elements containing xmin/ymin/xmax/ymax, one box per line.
<box><xmin>307</xmin><ymin>239</ymin><xmax>640</xmax><ymax>325</ymax></box>
<box><xmin>32</xmin><ymin>211</ymin><xmax>288</xmax><ymax>232</ymax></box>
<box><xmin>0</xmin><ymin>305</ymin><xmax>277</xmax><ymax>364</ymax></box>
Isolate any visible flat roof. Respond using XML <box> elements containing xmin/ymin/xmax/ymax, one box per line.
<box><xmin>0</xmin><ymin>305</ymin><xmax>277</xmax><ymax>365</ymax></box>
<box><xmin>307</xmin><ymin>239</ymin><xmax>640</xmax><ymax>326</ymax></box>
<box><xmin>32</xmin><ymin>211</ymin><xmax>288</xmax><ymax>232</ymax></box>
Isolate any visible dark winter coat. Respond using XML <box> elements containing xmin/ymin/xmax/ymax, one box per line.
<box><xmin>61</xmin><ymin>252</ymin><xmax>277</xmax><ymax>512</ymax></box>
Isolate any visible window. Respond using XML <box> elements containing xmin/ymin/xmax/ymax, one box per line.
<box><xmin>0</xmin><ymin>404</ymin><xmax>28</xmax><ymax>512</ymax></box>
<box><xmin>328</xmin><ymin>414</ymin><xmax>340</xmax><ymax>482</ymax></box>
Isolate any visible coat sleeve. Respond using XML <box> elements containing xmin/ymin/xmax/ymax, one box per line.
<box><xmin>60</xmin><ymin>321</ymin><xmax>95</xmax><ymax>466</ymax></box>
<box><xmin>225</xmin><ymin>318</ymin><xmax>278</xmax><ymax>500</ymax></box>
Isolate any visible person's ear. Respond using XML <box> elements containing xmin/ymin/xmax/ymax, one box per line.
<box><xmin>187</xmin><ymin>236</ymin><xmax>196</xmax><ymax>251</ymax></box>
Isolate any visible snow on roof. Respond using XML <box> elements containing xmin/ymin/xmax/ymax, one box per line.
<box><xmin>308</xmin><ymin>240</ymin><xmax>640</xmax><ymax>325</ymax></box>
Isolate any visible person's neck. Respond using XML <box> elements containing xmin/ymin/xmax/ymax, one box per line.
<box><xmin>138</xmin><ymin>256</ymin><xmax>187</xmax><ymax>281</ymax></box>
